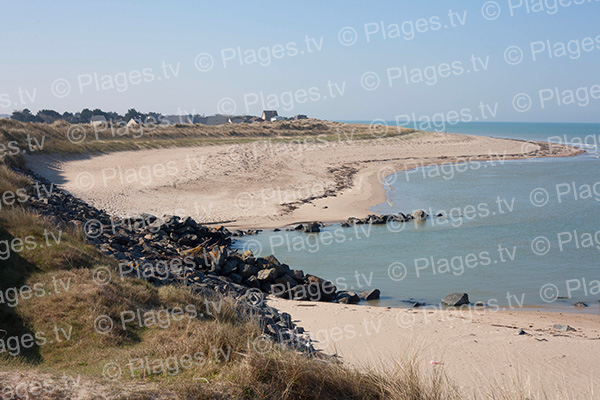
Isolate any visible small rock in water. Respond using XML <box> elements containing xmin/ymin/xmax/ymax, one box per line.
<box><xmin>574</xmin><ymin>302</ymin><xmax>587</xmax><ymax>308</ymax></box>
<box><xmin>442</xmin><ymin>293</ymin><xmax>469</xmax><ymax>307</ymax></box>
<box><xmin>304</xmin><ymin>222</ymin><xmax>321</xmax><ymax>233</ymax></box>
<box><xmin>359</xmin><ymin>288</ymin><xmax>380</xmax><ymax>301</ymax></box>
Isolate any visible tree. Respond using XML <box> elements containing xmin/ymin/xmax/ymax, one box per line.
<box><xmin>11</xmin><ymin>109</ymin><xmax>42</xmax><ymax>123</ymax></box>
<box><xmin>124</xmin><ymin>108</ymin><xmax>141</xmax><ymax>121</ymax></box>
<box><xmin>37</xmin><ymin>109</ymin><xmax>61</xmax><ymax>123</ymax></box>
<box><xmin>79</xmin><ymin>108</ymin><xmax>93</xmax><ymax>123</ymax></box>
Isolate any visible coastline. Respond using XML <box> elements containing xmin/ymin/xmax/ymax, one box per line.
<box><xmin>25</xmin><ymin>131</ymin><xmax>582</xmax><ymax>231</ymax></box>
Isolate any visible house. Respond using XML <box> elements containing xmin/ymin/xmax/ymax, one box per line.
<box><xmin>90</xmin><ymin>115</ymin><xmax>107</xmax><ymax>126</ymax></box>
<box><xmin>205</xmin><ymin>115</ymin><xmax>229</xmax><ymax>125</ymax></box>
<box><xmin>126</xmin><ymin>119</ymin><xmax>139</xmax><ymax>127</ymax></box>
<box><xmin>261</xmin><ymin>110</ymin><xmax>278</xmax><ymax>121</ymax></box>
<box><xmin>294</xmin><ymin>114</ymin><xmax>308</xmax><ymax>120</ymax></box>
<box><xmin>162</xmin><ymin>115</ymin><xmax>194</xmax><ymax>125</ymax></box>
<box><xmin>271</xmin><ymin>116</ymin><xmax>286</xmax><ymax>122</ymax></box>
<box><xmin>250</xmin><ymin>117</ymin><xmax>264</xmax><ymax>123</ymax></box>
<box><xmin>228</xmin><ymin>116</ymin><xmax>245</xmax><ymax>124</ymax></box>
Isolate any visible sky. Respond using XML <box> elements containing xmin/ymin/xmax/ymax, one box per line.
<box><xmin>1</xmin><ymin>0</ymin><xmax>600</xmax><ymax>122</ymax></box>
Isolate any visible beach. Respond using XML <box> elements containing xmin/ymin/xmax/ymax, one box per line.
<box><xmin>26</xmin><ymin>129</ymin><xmax>579</xmax><ymax>230</ymax></box>
<box><xmin>269</xmin><ymin>297</ymin><xmax>600</xmax><ymax>399</ymax></box>
<box><xmin>23</xmin><ymin>127</ymin><xmax>597</xmax><ymax>398</ymax></box>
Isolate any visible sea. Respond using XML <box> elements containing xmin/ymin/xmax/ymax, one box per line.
<box><xmin>235</xmin><ymin>122</ymin><xmax>600</xmax><ymax>312</ymax></box>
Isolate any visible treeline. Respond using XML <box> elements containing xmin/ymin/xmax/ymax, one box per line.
<box><xmin>10</xmin><ymin>108</ymin><xmax>162</xmax><ymax>124</ymax></box>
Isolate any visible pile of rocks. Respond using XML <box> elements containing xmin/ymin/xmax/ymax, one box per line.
<box><xmin>341</xmin><ymin>210</ymin><xmax>428</xmax><ymax>227</ymax></box>
<box><xmin>20</xmin><ymin>169</ymin><xmax>380</xmax><ymax>349</ymax></box>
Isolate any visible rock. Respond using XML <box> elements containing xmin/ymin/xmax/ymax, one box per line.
<box><xmin>305</xmin><ymin>275</ymin><xmax>337</xmax><ymax>302</ymax></box>
<box><xmin>222</xmin><ymin>259</ymin><xmax>239</xmax><ymax>275</ymax></box>
<box><xmin>287</xmin><ymin>269</ymin><xmax>305</xmax><ymax>282</ymax></box>
<box><xmin>474</xmin><ymin>301</ymin><xmax>486</xmax><ymax>307</ymax></box>
<box><xmin>442</xmin><ymin>293</ymin><xmax>469</xmax><ymax>307</ymax></box>
<box><xmin>341</xmin><ymin>222</ymin><xmax>350</xmax><ymax>228</ymax></box>
<box><xmin>359</xmin><ymin>288</ymin><xmax>380</xmax><ymax>301</ymax></box>
<box><xmin>243</xmin><ymin>275</ymin><xmax>260</xmax><ymax>289</ymax></box>
<box><xmin>518</xmin><ymin>329</ymin><xmax>527</xmax><ymax>335</ymax></box>
<box><xmin>553</xmin><ymin>324</ymin><xmax>576</xmax><ymax>332</ymax></box>
<box><xmin>240</xmin><ymin>263</ymin><xmax>259</xmax><ymax>278</ymax></box>
<box><xmin>574</xmin><ymin>302</ymin><xmax>588</xmax><ymax>308</ymax></box>
<box><xmin>293</xmin><ymin>224</ymin><xmax>304</xmax><ymax>231</ymax></box>
<box><xmin>412</xmin><ymin>210</ymin><xmax>428</xmax><ymax>221</ymax></box>
<box><xmin>304</xmin><ymin>222</ymin><xmax>320</xmax><ymax>233</ymax></box>
<box><xmin>257</xmin><ymin>268</ymin><xmax>278</xmax><ymax>282</ymax></box>
<box><xmin>337</xmin><ymin>291</ymin><xmax>360</xmax><ymax>304</ymax></box>
<box><xmin>229</xmin><ymin>273</ymin><xmax>243</xmax><ymax>284</ymax></box>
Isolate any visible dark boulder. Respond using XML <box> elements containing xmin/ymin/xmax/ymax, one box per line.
<box><xmin>359</xmin><ymin>288</ymin><xmax>380</xmax><ymax>301</ymax></box>
<box><xmin>442</xmin><ymin>293</ymin><xmax>469</xmax><ymax>307</ymax></box>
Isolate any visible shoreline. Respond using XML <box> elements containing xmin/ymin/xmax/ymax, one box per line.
<box><xmin>26</xmin><ymin>132</ymin><xmax>583</xmax><ymax>231</ymax></box>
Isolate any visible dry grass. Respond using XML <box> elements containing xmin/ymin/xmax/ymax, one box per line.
<box><xmin>0</xmin><ymin>118</ymin><xmax>417</xmax><ymax>155</ymax></box>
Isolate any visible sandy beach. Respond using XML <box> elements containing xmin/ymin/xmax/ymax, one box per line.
<box><xmin>26</xmin><ymin>130</ymin><xmax>579</xmax><ymax>230</ymax></box>
<box><xmin>269</xmin><ymin>297</ymin><xmax>600</xmax><ymax>399</ymax></box>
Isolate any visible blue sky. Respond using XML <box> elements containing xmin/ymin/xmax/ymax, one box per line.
<box><xmin>2</xmin><ymin>0</ymin><xmax>599</xmax><ymax>122</ymax></box>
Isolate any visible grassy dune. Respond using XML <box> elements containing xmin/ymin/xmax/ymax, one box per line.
<box><xmin>0</xmin><ymin>119</ymin><xmax>417</xmax><ymax>156</ymax></box>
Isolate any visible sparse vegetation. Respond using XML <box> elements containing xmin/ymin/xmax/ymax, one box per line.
<box><xmin>0</xmin><ymin>118</ymin><xmax>418</xmax><ymax>155</ymax></box>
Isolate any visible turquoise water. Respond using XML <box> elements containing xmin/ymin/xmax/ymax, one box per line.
<box><xmin>236</xmin><ymin>123</ymin><xmax>600</xmax><ymax>311</ymax></box>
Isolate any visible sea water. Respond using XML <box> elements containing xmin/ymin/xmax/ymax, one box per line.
<box><xmin>235</xmin><ymin>122</ymin><xmax>600</xmax><ymax>311</ymax></box>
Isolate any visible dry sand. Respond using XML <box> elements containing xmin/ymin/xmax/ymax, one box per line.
<box><xmin>269</xmin><ymin>297</ymin><xmax>600</xmax><ymax>399</ymax></box>
<box><xmin>26</xmin><ymin>131</ymin><xmax>578</xmax><ymax>230</ymax></box>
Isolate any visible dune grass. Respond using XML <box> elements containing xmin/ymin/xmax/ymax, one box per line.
<box><xmin>0</xmin><ymin>118</ymin><xmax>418</xmax><ymax>156</ymax></box>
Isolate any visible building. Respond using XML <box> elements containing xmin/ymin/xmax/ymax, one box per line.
<box><xmin>261</xmin><ymin>110</ymin><xmax>278</xmax><ymax>121</ymax></box>
<box><xmin>162</xmin><ymin>115</ymin><xmax>194</xmax><ymax>125</ymax></box>
<box><xmin>271</xmin><ymin>116</ymin><xmax>286</xmax><ymax>122</ymax></box>
<box><xmin>90</xmin><ymin>115</ymin><xmax>107</xmax><ymax>126</ymax></box>
<box><xmin>126</xmin><ymin>119</ymin><xmax>139</xmax><ymax>127</ymax></box>
<box><xmin>294</xmin><ymin>114</ymin><xmax>308</xmax><ymax>120</ymax></box>
<box><xmin>205</xmin><ymin>115</ymin><xmax>229</xmax><ymax>125</ymax></box>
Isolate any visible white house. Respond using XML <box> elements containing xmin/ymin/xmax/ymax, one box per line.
<box><xmin>271</xmin><ymin>116</ymin><xmax>286</xmax><ymax>122</ymax></box>
<box><xmin>90</xmin><ymin>115</ymin><xmax>107</xmax><ymax>126</ymax></box>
